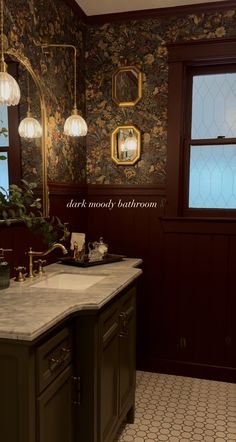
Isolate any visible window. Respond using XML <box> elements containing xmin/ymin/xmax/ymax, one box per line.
<box><xmin>187</xmin><ymin>66</ymin><xmax>236</xmax><ymax>210</ymax></box>
<box><xmin>0</xmin><ymin>61</ymin><xmax>21</xmax><ymax>192</ymax></box>
<box><xmin>0</xmin><ymin>104</ymin><xmax>10</xmax><ymax>190</ymax></box>
<box><xmin>166</xmin><ymin>38</ymin><xmax>236</xmax><ymax>218</ymax></box>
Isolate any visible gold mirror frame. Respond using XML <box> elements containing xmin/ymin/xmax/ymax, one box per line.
<box><xmin>112</xmin><ymin>66</ymin><xmax>142</xmax><ymax>107</ymax></box>
<box><xmin>111</xmin><ymin>125</ymin><xmax>141</xmax><ymax>165</ymax></box>
<box><xmin>6</xmin><ymin>48</ymin><xmax>48</xmax><ymax>217</ymax></box>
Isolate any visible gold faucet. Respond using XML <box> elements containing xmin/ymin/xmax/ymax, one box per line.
<box><xmin>28</xmin><ymin>243</ymin><xmax>68</xmax><ymax>278</ymax></box>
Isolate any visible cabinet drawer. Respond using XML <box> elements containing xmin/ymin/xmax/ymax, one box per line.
<box><xmin>100</xmin><ymin>304</ymin><xmax>119</xmax><ymax>347</ymax></box>
<box><xmin>36</xmin><ymin>327</ymin><xmax>72</xmax><ymax>394</ymax></box>
<box><xmin>120</xmin><ymin>287</ymin><xmax>136</xmax><ymax>318</ymax></box>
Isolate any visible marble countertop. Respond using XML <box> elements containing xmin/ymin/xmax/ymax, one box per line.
<box><xmin>0</xmin><ymin>258</ymin><xmax>142</xmax><ymax>342</ymax></box>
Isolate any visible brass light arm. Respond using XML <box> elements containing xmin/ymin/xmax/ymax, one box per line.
<box><xmin>41</xmin><ymin>43</ymin><xmax>77</xmax><ymax>111</ymax></box>
<box><xmin>28</xmin><ymin>243</ymin><xmax>68</xmax><ymax>278</ymax></box>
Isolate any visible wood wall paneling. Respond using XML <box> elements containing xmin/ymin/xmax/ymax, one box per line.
<box><xmin>2</xmin><ymin>183</ymin><xmax>236</xmax><ymax>382</ymax></box>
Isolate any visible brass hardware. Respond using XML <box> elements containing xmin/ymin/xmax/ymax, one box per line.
<box><xmin>27</xmin><ymin>243</ymin><xmax>68</xmax><ymax>278</ymax></box>
<box><xmin>5</xmin><ymin>48</ymin><xmax>49</xmax><ymax>217</ymax></box>
<box><xmin>225</xmin><ymin>336</ymin><xmax>232</xmax><ymax>347</ymax></box>
<box><xmin>72</xmin><ymin>376</ymin><xmax>81</xmax><ymax>405</ymax></box>
<box><xmin>119</xmin><ymin>312</ymin><xmax>128</xmax><ymax>337</ymax></box>
<box><xmin>14</xmin><ymin>266</ymin><xmax>26</xmax><ymax>282</ymax></box>
<box><xmin>179</xmin><ymin>337</ymin><xmax>187</xmax><ymax>349</ymax></box>
<box><xmin>61</xmin><ymin>346</ymin><xmax>71</xmax><ymax>354</ymax></box>
<box><xmin>34</xmin><ymin>259</ymin><xmax>46</xmax><ymax>275</ymax></box>
<box><xmin>111</xmin><ymin>125</ymin><xmax>141</xmax><ymax>166</ymax></box>
<box><xmin>48</xmin><ymin>345</ymin><xmax>71</xmax><ymax>372</ymax></box>
<box><xmin>112</xmin><ymin>65</ymin><xmax>142</xmax><ymax>107</ymax></box>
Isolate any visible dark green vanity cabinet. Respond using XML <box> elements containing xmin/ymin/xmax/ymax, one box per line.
<box><xmin>36</xmin><ymin>328</ymin><xmax>73</xmax><ymax>442</ymax></box>
<box><xmin>0</xmin><ymin>282</ymin><xmax>137</xmax><ymax>442</ymax></box>
<box><xmin>99</xmin><ymin>285</ymin><xmax>136</xmax><ymax>442</ymax></box>
<box><xmin>0</xmin><ymin>326</ymin><xmax>73</xmax><ymax>442</ymax></box>
<box><xmin>75</xmin><ymin>283</ymin><xmax>136</xmax><ymax>442</ymax></box>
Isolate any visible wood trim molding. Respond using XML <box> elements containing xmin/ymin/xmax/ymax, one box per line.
<box><xmin>161</xmin><ymin>216</ymin><xmax>236</xmax><ymax>234</ymax></box>
<box><xmin>167</xmin><ymin>38</ymin><xmax>236</xmax><ymax>63</ymax></box>
<box><xmin>86</xmin><ymin>1</ymin><xmax>235</xmax><ymax>24</ymax></box>
<box><xmin>64</xmin><ymin>0</ymin><xmax>235</xmax><ymax>24</ymax></box>
<box><xmin>166</xmin><ymin>38</ymin><xmax>236</xmax><ymax>217</ymax></box>
<box><xmin>48</xmin><ymin>182</ymin><xmax>166</xmax><ymax>197</ymax></box>
<box><xmin>48</xmin><ymin>182</ymin><xmax>88</xmax><ymax>196</ymax></box>
<box><xmin>87</xmin><ymin>184</ymin><xmax>166</xmax><ymax>196</ymax></box>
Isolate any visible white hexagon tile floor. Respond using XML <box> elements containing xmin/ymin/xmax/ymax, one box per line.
<box><xmin>116</xmin><ymin>371</ymin><xmax>236</xmax><ymax>442</ymax></box>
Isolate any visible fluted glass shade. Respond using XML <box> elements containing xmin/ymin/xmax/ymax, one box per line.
<box><xmin>0</xmin><ymin>70</ymin><xmax>21</xmax><ymax>105</ymax></box>
<box><xmin>18</xmin><ymin>112</ymin><xmax>42</xmax><ymax>138</ymax></box>
<box><xmin>64</xmin><ymin>108</ymin><xmax>87</xmax><ymax>137</ymax></box>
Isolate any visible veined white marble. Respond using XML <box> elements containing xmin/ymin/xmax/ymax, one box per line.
<box><xmin>0</xmin><ymin>258</ymin><xmax>142</xmax><ymax>341</ymax></box>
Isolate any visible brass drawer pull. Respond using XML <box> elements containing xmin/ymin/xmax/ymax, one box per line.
<box><xmin>48</xmin><ymin>347</ymin><xmax>71</xmax><ymax>371</ymax></box>
<box><xmin>119</xmin><ymin>312</ymin><xmax>128</xmax><ymax>338</ymax></box>
<box><xmin>61</xmin><ymin>346</ymin><xmax>71</xmax><ymax>354</ymax></box>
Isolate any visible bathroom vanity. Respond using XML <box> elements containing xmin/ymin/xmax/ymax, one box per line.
<box><xmin>0</xmin><ymin>258</ymin><xmax>142</xmax><ymax>442</ymax></box>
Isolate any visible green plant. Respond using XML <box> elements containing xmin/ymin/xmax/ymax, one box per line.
<box><xmin>0</xmin><ymin>179</ymin><xmax>70</xmax><ymax>246</ymax></box>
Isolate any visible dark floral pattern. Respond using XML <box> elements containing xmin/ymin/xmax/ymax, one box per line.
<box><xmin>5</xmin><ymin>0</ymin><xmax>86</xmax><ymax>184</ymax></box>
<box><xmin>86</xmin><ymin>9</ymin><xmax>236</xmax><ymax>184</ymax></box>
<box><xmin>5</xmin><ymin>3</ymin><xmax>236</xmax><ymax>185</ymax></box>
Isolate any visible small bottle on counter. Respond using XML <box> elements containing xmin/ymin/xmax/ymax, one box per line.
<box><xmin>0</xmin><ymin>248</ymin><xmax>12</xmax><ymax>290</ymax></box>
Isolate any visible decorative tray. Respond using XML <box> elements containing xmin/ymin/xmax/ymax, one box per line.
<box><xmin>59</xmin><ymin>254</ymin><xmax>125</xmax><ymax>267</ymax></box>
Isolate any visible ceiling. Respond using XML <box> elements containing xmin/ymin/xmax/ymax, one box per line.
<box><xmin>75</xmin><ymin>0</ymin><xmax>229</xmax><ymax>16</ymax></box>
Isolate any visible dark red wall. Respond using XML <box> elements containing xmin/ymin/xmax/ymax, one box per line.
<box><xmin>2</xmin><ymin>184</ymin><xmax>236</xmax><ymax>383</ymax></box>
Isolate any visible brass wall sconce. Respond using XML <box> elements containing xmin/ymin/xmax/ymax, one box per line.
<box><xmin>111</xmin><ymin>125</ymin><xmax>141</xmax><ymax>165</ymax></box>
<box><xmin>112</xmin><ymin>66</ymin><xmax>142</xmax><ymax>107</ymax></box>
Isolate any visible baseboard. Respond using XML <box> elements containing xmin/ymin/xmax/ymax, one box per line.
<box><xmin>137</xmin><ymin>355</ymin><xmax>236</xmax><ymax>383</ymax></box>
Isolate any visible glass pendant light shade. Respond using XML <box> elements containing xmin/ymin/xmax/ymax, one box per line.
<box><xmin>64</xmin><ymin>107</ymin><xmax>87</xmax><ymax>137</ymax></box>
<box><xmin>18</xmin><ymin>111</ymin><xmax>42</xmax><ymax>138</ymax></box>
<box><xmin>0</xmin><ymin>61</ymin><xmax>20</xmax><ymax>105</ymax></box>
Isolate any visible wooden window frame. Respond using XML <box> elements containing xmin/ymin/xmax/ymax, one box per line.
<box><xmin>166</xmin><ymin>38</ymin><xmax>236</xmax><ymax>218</ymax></box>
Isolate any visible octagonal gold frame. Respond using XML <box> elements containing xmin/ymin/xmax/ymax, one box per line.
<box><xmin>112</xmin><ymin>66</ymin><xmax>142</xmax><ymax>107</ymax></box>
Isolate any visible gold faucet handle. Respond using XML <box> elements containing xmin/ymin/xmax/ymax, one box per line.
<box><xmin>34</xmin><ymin>259</ymin><xmax>47</xmax><ymax>275</ymax></box>
<box><xmin>14</xmin><ymin>266</ymin><xmax>26</xmax><ymax>282</ymax></box>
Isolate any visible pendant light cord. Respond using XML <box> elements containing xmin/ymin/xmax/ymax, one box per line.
<box><xmin>73</xmin><ymin>46</ymin><xmax>77</xmax><ymax>110</ymax></box>
<box><xmin>0</xmin><ymin>0</ymin><xmax>4</xmax><ymax>63</ymax></box>
<box><xmin>27</xmin><ymin>71</ymin><xmax>31</xmax><ymax>114</ymax></box>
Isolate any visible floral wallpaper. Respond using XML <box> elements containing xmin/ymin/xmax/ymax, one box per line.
<box><xmin>4</xmin><ymin>2</ymin><xmax>236</xmax><ymax>186</ymax></box>
<box><xmin>86</xmin><ymin>9</ymin><xmax>236</xmax><ymax>185</ymax></box>
<box><xmin>5</xmin><ymin>0</ymin><xmax>86</xmax><ymax>184</ymax></box>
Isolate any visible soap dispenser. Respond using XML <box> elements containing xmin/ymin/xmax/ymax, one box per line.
<box><xmin>0</xmin><ymin>248</ymin><xmax>12</xmax><ymax>290</ymax></box>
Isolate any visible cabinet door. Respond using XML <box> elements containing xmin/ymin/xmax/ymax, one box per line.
<box><xmin>99</xmin><ymin>303</ymin><xmax>119</xmax><ymax>442</ymax></box>
<box><xmin>37</xmin><ymin>365</ymin><xmax>73</xmax><ymax>442</ymax></box>
<box><xmin>119</xmin><ymin>287</ymin><xmax>136</xmax><ymax>419</ymax></box>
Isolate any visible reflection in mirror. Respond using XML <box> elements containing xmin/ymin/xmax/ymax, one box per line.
<box><xmin>112</xmin><ymin>66</ymin><xmax>142</xmax><ymax>107</ymax></box>
<box><xmin>111</xmin><ymin>125</ymin><xmax>141</xmax><ymax>165</ymax></box>
<box><xmin>0</xmin><ymin>50</ymin><xmax>48</xmax><ymax>217</ymax></box>
<box><xmin>0</xmin><ymin>104</ymin><xmax>9</xmax><ymax>191</ymax></box>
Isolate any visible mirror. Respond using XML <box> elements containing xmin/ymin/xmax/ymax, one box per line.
<box><xmin>111</xmin><ymin>125</ymin><xmax>141</xmax><ymax>165</ymax></box>
<box><xmin>112</xmin><ymin>66</ymin><xmax>142</xmax><ymax>107</ymax></box>
<box><xmin>5</xmin><ymin>48</ymin><xmax>48</xmax><ymax>217</ymax></box>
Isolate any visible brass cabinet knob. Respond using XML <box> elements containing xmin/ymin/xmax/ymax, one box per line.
<box><xmin>34</xmin><ymin>259</ymin><xmax>47</xmax><ymax>275</ymax></box>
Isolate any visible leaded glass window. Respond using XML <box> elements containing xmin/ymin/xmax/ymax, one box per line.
<box><xmin>188</xmin><ymin>69</ymin><xmax>236</xmax><ymax>210</ymax></box>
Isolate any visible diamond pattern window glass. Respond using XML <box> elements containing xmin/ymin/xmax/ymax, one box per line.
<box><xmin>188</xmin><ymin>70</ymin><xmax>236</xmax><ymax>211</ymax></box>
<box><xmin>192</xmin><ymin>73</ymin><xmax>236</xmax><ymax>139</ymax></box>
<box><xmin>189</xmin><ymin>144</ymin><xmax>236</xmax><ymax>209</ymax></box>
